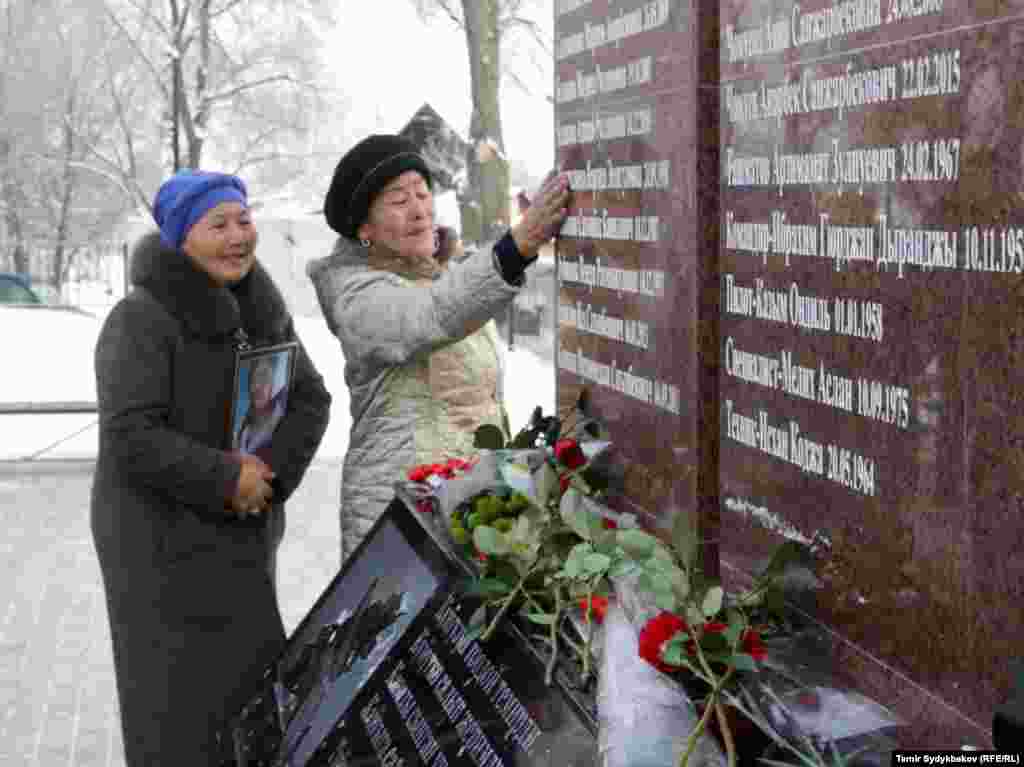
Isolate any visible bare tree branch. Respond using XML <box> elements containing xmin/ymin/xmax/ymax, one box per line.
<box><xmin>205</xmin><ymin>74</ymin><xmax>314</xmax><ymax>105</ymax></box>
<box><xmin>103</xmin><ymin>4</ymin><xmax>170</xmax><ymax>101</ymax></box>
<box><xmin>209</xmin><ymin>0</ymin><xmax>245</xmax><ymax>18</ymax></box>
<box><xmin>230</xmin><ymin>150</ymin><xmax>340</xmax><ymax>174</ymax></box>
<box><xmin>502</xmin><ymin>14</ymin><xmax>552</xmax><ymax>57</ymax></box>
<box><xmin>412</xmin><ymin>0</ymin><xmax>463</xmax><ymax>28</ymax></box>
<box><xmin>118</xmin><ymin>0</ymin><xmax>172</xmax><ymax>40</ymax></box>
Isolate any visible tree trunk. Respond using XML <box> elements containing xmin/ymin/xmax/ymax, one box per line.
<box><xmin>459</xmin><ymin>0</ymin><xmax>509</xmax><ymax>246</ymax></box>
<box><xmin>169</xmin><ymin>0</ymin><xmax>183</xmax><ymax>170</ymax></box>
<box><xmin>52</xmin><ymin>91</ymin><xmax>77</xmax><ymax>293</ymax></box>
<box><xmin>0</xmin><ymin>137</ymin><xmax>30</xmax><ymax>275</ymax></box>
<box><xmin>188</xmin><ymin>0</ymin><xmax>211</xmax><ymax>169</ymax></box>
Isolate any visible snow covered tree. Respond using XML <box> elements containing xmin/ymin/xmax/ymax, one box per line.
<box><xmin>411</xmin><ymin>0</ymin><xmax>551</xmax><ymax>244</ymax></box>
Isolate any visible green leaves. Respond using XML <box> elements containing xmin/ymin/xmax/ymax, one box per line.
<box><xmin>635</xmin><ymin>553</ymin><xmax>690</xmax><ymax>614</ymax></box>
<box><xmin>583</xmin><ymin>552</ymin><xmax>612</xmax><ymax>574</ymax></box>
<box><xmin>761</xmin><ymin>540</ymin><xmax>809</xmax><ymax>579</ymax></box>
<box><xmin>473</xmin><ymin>423</ymin><xmax>506</xmax><ymax>449</ymax></box>
<box><xmin>615</xmin><ymin>528</ymin><xmax>659</xmax><ymax>559</ymax></box>
<box><xmin>559</xmin><ymin>488</ymin><xmax>605</xmax><ymax>541</ymax></box>
<box><xmin>685</xmin><ymin>605</ymin><xmax>705</xmax><ymax>626</ymax></box>
<box><xmin>525</xmin><ymin>612</ymin><xmax>557</xmax><ymax>626</ymax></box>
<box><xmin>701</xmin><ymin>585</ymin><xmax>724</xmax><ymax>618</ymax></box>
<box><xmin>722</xmin><ymin>615</ymin><xmax>744</xmax><ymax>647</ymax></box>
<box><xmin>729</xmin><ymin>652</ymin><xmax>759</xmax><ymax>673</ymax></box>
<box><xmin>467</xmin><ymin>577</ymin><xmax>514</xmax><ymax>598</ymax></box>
<box><xmin>661</xmin><ymin>634</ymin><xmax>691</xmax><ymax>669</ymax></box>
<box><xmin>558</xmin><ymin>542</ymin><xmax>612</xmax><ymax>580</ymax></box>
<box><xmin>609</xmin><ymin>557</ymin><xmax>640</xmax><ymax>578</ymax></box>
<box><xmin>671</xmin><ymin>509</ymin><xmax>700</xmax><ymax>572</ymax></box>
<box><xmin>533</xmin><ymin>461</ymin><xmax>559</xmax><ymax>510</ymax></box>
<box><xmin>473</xmin><ymin>525</ymin><xmax>509</xmax><ymax>556</ymax></box>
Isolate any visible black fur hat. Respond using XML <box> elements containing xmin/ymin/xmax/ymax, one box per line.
<box><xmin>323</xmin><ymin>134</ymin><xmax>433</xmax><ymax>238</ymax></box>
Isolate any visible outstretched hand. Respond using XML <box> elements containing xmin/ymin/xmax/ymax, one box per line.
<box><xmin>510</xmin><ymin>171</ymin><xmax>571</xmax><ymax>259</ymax></box>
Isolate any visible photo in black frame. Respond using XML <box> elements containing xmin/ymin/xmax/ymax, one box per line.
<box><xmin>227</xmin><ymin>342</ymin><xmax>298</xmax><ymax>457</ymax></box>
<box><xmin>219</xmin><ymin>498</ymin><xmax>598</xmax><ymax>767</ymax></box>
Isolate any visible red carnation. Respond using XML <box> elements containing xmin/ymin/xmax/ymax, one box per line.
<box><xmin>554</xmin><ymin>439</ymin><xmax>587</xmax><ymax>470</ymax></box>
<box><xmin>579</xmin><ymin>595</ymin><xmax>609</xmax><ymax>624</ymax></box>
<box><xmin>638</xmin><ymin>612</ymin><xmax>689</xmax><ymax>673</ymax></box>
<box><xmin>741</xmin><ymin>628</ymin><xmax>767</xmax><ymax>662</ymax></box>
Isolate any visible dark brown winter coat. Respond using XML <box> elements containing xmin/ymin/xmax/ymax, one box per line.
<box><xmin>90</xmin><ymin>232</ymin><xmax>330</xmax><ymax>765</ymax></box>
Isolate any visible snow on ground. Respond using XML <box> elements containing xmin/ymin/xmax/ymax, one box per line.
<box><xmin>1</xmin><ymin>308</ymin><xmax>555</xmax><ymax>462</ymax></box>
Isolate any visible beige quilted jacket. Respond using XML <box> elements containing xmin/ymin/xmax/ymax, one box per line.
<box><xmin>307</xmin><ymin>236</ymin><xmax>520</xmax><ymax>560</ymax></box>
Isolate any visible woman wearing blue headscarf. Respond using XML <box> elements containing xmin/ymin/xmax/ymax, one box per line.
<box><xmin>91</xmin><ymin>170</ymin><xmax>331</xmax><ymax>765</ymax></box>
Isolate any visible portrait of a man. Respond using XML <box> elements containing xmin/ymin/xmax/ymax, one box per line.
<box><xmin>230</xmin><ymin>344</ymin><xmax>297</xmax><ymax>460</ymax></box>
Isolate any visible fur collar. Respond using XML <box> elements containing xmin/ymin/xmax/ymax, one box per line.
<box><xmin>130</xmin><ymin>231</ymin><xmax>290</xmax><ymax>340</ymax></box>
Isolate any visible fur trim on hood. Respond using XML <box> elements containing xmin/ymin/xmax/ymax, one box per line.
<box><xmin>130</xmin><ymin>231</ymin><xmax>290</xmax><ymax>340</ymax></box>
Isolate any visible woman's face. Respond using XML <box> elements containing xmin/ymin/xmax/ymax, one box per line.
<box><xmin>250</xmin><ymin>362</ymin><xmax>274</xmax><ymax>409</ymax></box>
<box><xmin>357</xmin><ymin>171</ymin><xmax>435</xmax><ymax>260</ymax></box>
<box><xmin>182</xmin><ymin>201</ymin><xmax>258</xmax><ymax>286</ymax></box>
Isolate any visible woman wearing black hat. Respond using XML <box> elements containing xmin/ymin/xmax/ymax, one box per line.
<box><xmin>309</xmin><ymin>134</ymin><xmax>569</xmax><ymax>561</ymax></box>
<box><xmin>91</xmin><ymin>170</ymin><xmax>331</xmax><ymax>764</ymax></box>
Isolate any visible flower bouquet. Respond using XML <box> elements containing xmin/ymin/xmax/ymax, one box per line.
<box><xmin>398</xmin><ymin>402</ymin><xmax>904</xmax><ymax>767</ymax></box>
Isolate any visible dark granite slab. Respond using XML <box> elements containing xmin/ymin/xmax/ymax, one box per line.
<box><xmin>554</xmin><ymin>0</ymin><xmax>1021</xmax><ymax>752</ymax></box>
<box><xmin>220</xmin><ymin>499</ymin><xmax>597</xmax><ymax>766</ymax></box>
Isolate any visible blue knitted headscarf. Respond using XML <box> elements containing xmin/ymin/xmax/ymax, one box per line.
<box><xmin>152</xmin><ymin>170</ymin><xmax>248</xmax><ymax>251</ymax></box>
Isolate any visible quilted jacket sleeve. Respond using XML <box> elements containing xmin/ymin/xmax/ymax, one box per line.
<box><xmin>310</xmin><ymin>240</ymin><xmax>521</xmax><ymax>369</ymax></box>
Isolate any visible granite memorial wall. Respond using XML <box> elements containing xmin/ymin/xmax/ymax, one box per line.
<box><xmin>555</xmin><ymin>0</ymin><xmax>1023</xmax><ymax>748</ymax></box>
<box><xmin>553</xmin><ymin>0</ymin><xmax>722</xmax><ymax>564</ymax></box>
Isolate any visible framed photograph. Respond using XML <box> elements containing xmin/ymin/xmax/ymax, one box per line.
<box><xmin>227</xmin><ymin>342</ymin><xmax>298</xmax><ymax>456</ymax></box>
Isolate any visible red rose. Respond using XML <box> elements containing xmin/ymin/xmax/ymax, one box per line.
<box><xmin>741</xmin><ymin>629</ymin><xmax>766</xmax><ymax>662</ymax></box>
<box><xmin>476</xmin><ymin>551</ymin><xmax>488</xmax><ymax>563</ymax></box>
<box><xmin>554</xmin><ymin>439</ymin><xmax>587</xmax><ymax>470</ymax></box>
<box><xmin>702</xmin><ymin>621</ymin><xmax>727</xmax><ymax>635</ymax></box>
<box><xmin>408</xmin><ymin>465</ymin><xmax>433</xmax><ymax>482</ymax></box>
<box><xmin>559</xmin><ymin>475</ymin><xmax>571</xmax><ymax>494</ymax></box>
<box><xmin>601</xmin><ymin>517</ymin><xmax>618</xmax><ymax>530</ymax></box>
<box><xmin>447</xmin><ymin>458</ymin><xmax>473</xmax><ymax>472</ymax></box>
<box><xmin>638</xmin><ymin>612</ymin><xmax>689</xmax><ymax>673</ymax></box>
<box><xmin>415</xmin><ymin>499</ymin><xmax>433</xmax><ymax>514</ymax></box>
<box><xmin>579</xmin><ymin>595</ymin><xmax>609</xmax><ymax>623</ymax></box>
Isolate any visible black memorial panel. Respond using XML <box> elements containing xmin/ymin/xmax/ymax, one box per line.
<box><xmin>220</xmin><ymin>498</ymin><xmax>597</xmax><ymax>767</ymax></box>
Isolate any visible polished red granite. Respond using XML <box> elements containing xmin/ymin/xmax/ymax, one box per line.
<box><xmin>554</xmin><ymin>0</ymin><xmax>1022</xmax><ymax>750</ymax></box>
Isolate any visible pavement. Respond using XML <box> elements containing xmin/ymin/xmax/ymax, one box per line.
<box><xmin>0</xmin><ymin>457</ymin><xmax>344</xmax><ymax>767</ymax></box>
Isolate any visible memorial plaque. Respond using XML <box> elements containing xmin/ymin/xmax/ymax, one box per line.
<box><xmin>718</xmin><ymin>0</ymin><xmax>1024</xmax><ymax>748</ymax></box>
<box><xmin>221</xmin><ymin>499</ymin><xmax>596</xmax><ymax>766</ymax></box>
<box><xmin>553</xmin><ymin>0</ymin><xmax>723</xmax><ymax>565</ymax></box>
<box><xmin>555</xmin><ymin>0</ymin><xmax>1021</xmax><ymax>751</ymax></box>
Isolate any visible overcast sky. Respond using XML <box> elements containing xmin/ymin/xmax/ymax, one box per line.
<box><xmin>322</xmin><ymin>0</ymin><xmax>556</xmax><ymax>183</ymax></box>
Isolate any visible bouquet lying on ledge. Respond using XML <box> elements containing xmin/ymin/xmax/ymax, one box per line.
<box><xmin>396</xmin><ymin>403</ymin><xmax>903</xmax><ymax>767</ymax></box>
